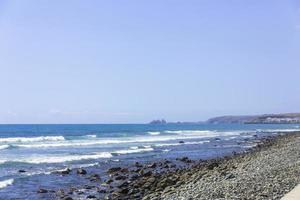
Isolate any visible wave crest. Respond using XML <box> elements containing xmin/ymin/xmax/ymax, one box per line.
<box><xmin>0</xmin><ymin>179</ymin><xmax>14</xmax><ymax>189</ymax></box>
<box><xmin>0</xmin><ymin>136</ymin><xmax>65</xmax><ymax>143</ymax></box>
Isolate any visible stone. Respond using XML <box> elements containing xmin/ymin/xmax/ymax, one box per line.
<box><xmin>87</xmin><ymin>195</ymin><xmax>97</xmax><ymax>199</ymax></box>
<box><xmin>115</xmin><ymin>175</ymin><xmax>127</xmax><ymax>180</ymax></box>
<box><xmin>107</xmin><ymin>167</ymin><xmax>122</xmax><ymax>174</ymax></box>
<box><xmin>37</xmin><ymin>188</ymin><xmax>48</xmax><ymax>193</ymax></box>
<box><xmin>77</xmin><ymin>168</ymin><xmax>87</xmax><ymax>175</ymax></box>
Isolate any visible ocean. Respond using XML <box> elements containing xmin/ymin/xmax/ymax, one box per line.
<box><xmin>0</xmin><ymin>123</ymin><xmax>299</xmax><ymax>199</ymax></box>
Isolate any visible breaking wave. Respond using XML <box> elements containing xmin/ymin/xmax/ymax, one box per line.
<box><xmin>0</xmin><ymin>145</ymin><xmax>10</xmax><ymax>150</ymax></box>
<box><xmin>0</xmin><ymin>179</ymin><xmax>14</xmax><ymax>189</ymax></box>
<box><xmin>0</xmin><ymin>136</ymin><xmax>65</xmax><ymax>143</ymax></box>
<box><xmin>148</xmin><ymin>132</ymin><xmax>161</xmax><ymax>135</ymax></box>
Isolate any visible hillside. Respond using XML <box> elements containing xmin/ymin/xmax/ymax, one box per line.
<box><xmin>207</xmin><ymin>113</ymin><xmax>300</xmax><ymax>124</ymax></box>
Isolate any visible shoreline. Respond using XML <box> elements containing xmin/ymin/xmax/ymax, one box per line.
<box><xmin>45</xmin><ymin>131</ymin><xmax>300</xmax><ymax>199</ymax></box>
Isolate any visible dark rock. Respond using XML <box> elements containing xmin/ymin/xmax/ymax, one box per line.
<box><xmin>179</xmin><ymin>141</ymin><xmax>185</xmax><ymax>144</ymax></box>
<box><xmin>84</xmin><ymin>185</ymin><xmax>94</xmax><ymax>190</ymax></box>
<box><xmin>107</xmin><ymin>167</ymin><xmax>122</xmax><ymax>174</ymax></box>
<box><xmin>98</xmin><ymin>189</ymin><xmax>107</xmax><ymax>193</ymax></box>
<box><xmin>115</xmin><ymin>175</ymin><xmax>127</xmax><ymax>181</ymax></box>
<box><xmin>176</xmin><ymin>157</ymin><xmax>192</xmax><ymax>163</ymax></box>
<box><xmin>37</xmin><ymin>188</ymin><xmax>48</xmax><ymax>193</ymax></box>
<box><xmin>118</xmin><ymin>181</ymin><xmax>130</xmax><ymax>188</ymax></box>
<box><xmin>130</xmin><ymin>174</ymin><xmax>140</xmax><ymax>181</ymax></box>
<box><xmin>135</xmin><ymin>162</ymin><xmax>143</xmax><ymax>168</ymax></box>
<box><xmin>18</xmin><ymin>169</ymin><xmax>26</xmax><ymax>173</ymax></box>
<box><xmin>119</xmin><ymin>188</ymin><xmax>129</xmax><ymax>194</ymax></box>
<box><xmin>207</xmin><ymin>162</ymin><xmax>219</xmax><ymax>170</ymax></box>
<box><xmin>120</xmin><ymin>168</ymin><xmax>129</xmax><ymax>173</ymax></box>
<box><xmin>147</xmin><ymin>163</ymin><xmax>157</xmax><ymax>168</ymax></box>
<box><xmin>59</xmin><ymin>168</ymin><xmax>71</xmax><ymax>175</ymax></box>
<box><xmin>87</xmin><ymin>195</ymin><xmax>97</xmax><ymax>199</ymax></box>
<box><xmin>106</xmin><ymin>178</ymin><xmax>113</xmax><ymax>184</ymax></box>
<box><xmin>77</xmin><ymin>168</ymin><xmax>87</xmax><ymax>175</ymax></box>
<box><xmin>63</xmin><ymin>197</ymin><xmax>73</xmax><ymax>200</ymax></box>
<box><xmin>89</xmin><ymin>174</ymin><xmax>101</xmax><ymax>182</ymax></box>
<box><xmin>143</xmin><ymin>171</ymin><xmax>152</xmax><ymax>177</ymax></box>
<box><xmin>215</xmin><ymin>137</ymin><xmax>221</xmax><ymax>141</ymax></box>
<box><xmin>225</xmin><ymin>173</ymin><xmax>235</xmax><ymax>180</ymax></box>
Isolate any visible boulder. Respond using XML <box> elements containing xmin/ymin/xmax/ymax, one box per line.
<box><xmin>77</xmin><ymin>168</ymin><xmax>87</xmax><ymax>175</ymax></box>
<box><xmin>37</xmin><ymin>188</ymin><xmax>48</xmax><ymax>193</ymax></box>
<box><xmin>107</xmin><ymin>167</ymin><xmax>122</xmax><ymax>174</ymax></box>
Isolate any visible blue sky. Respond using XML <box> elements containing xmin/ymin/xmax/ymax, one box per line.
<box><xmin>0</xmin><ymin>0</ymin><xmax>300</xmax><ymax>123</ymax></box>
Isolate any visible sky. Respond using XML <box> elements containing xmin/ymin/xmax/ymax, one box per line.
<box><xmin>0</xmin><ymin>0</ymin><xmax>300</xmax><ymax>124</ymax></box>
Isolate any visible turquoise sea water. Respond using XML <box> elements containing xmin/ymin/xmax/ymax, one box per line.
<box><xmin>0</xmin><ymin>123</ymin><xmax>299</xmax><ymax>199</ymax></box>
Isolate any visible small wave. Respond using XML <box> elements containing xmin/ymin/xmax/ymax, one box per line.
<box><xmin>148</xmin><ymin>132</ymin><xmax>160</xmax><ymax>135</ymax></box>
<box><xmin>164</xmin><ymin>130</ymin><xmax>214</xmax><ymax>135</ymax></box>
<box><xmin>256</xmin><ymin>128</ymin><xmax>300</xmax><ymax>133</ymax></box>
<box><xmin>113</xmin><ymin>147</ymin><xmax>154</xmax><ymax>155</ymax></box>
<box><xmin>0</xmin><ymin>145</ymin><xmax>10</xmax><ymax>150</ymax></box>
<box><xmin>224</xmin><ymin>136</ymin><xmax>237</xmax><ymax>141</ymax></box>
<box><xmin>155</xmin><ymin>140</ymin><xmax>210</xmax><ymax>147</ymax></box>
<box><xmin>0</xmin><ymin>136</ymin><xmax>65</xmax><ymax>143</ymax></box>
<box><xmin>86</xmin><ymin>135</ymin><xmax>97</xmax><ymax>138</ymax></box>
<box><xmin>0</xmin><ymin>179</ymin><xmax>14</xmax><ymax>189</ymax></box>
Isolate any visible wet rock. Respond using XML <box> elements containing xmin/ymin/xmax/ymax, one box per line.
<box><xmin>215</xmin><ymin>137</ymin><xmax>221</xmax><ymax>141</ymax></box>
<box><xmin>63</xmin><ymin>197</ymin><xmax>73</xmax><ymax>200</ymax></box>
<box><xmin>87</xmin><ymin>195</ymin><xmax>97</xmax><ymax>199</ymax></box>
<box><xmin>106</xmin><ymin>178</ymin><xmax>113</xmax><ymax>184</ymax></box>
<box><xmin>130</xmin><ymin>174</ymin><xmax>140</xmax><ymax>181</ymax></box>
<box><xmin>84</xmin><ymin>185</ymin><xmax>94</xmax><ymax>190</ymax></box>
<box><xmin>115</xmin><ymin>175</ymin><xmax>127</xmax><ymax>180</ymax></box>
<box><xmin>107</xmin><ymin>167</ymin><xmax>122</xmax><ymax>174</ymax></box>
<box><xmin>147</xmin><ymin>162</ymin><xmax>157</xmax><ymax>168</ymax></box>
<box><xmin>37</xmin><ymin>188</ymin><xmax>48</xmax><ymax>193</ymax></box>
<box><xmin>18</xmin><ymin>169</ymin><xmax>26</xmax><ymax>173</ymax></box>
<box><xmin>179</xmin><ymin>141</ymin><xmax>185</xmax><ymax>144</ymax></box>
<box><xmin>118</xmin><ymin>181</ymin><xmax>130</xmax><ymax>188</ymax></box>
<box><xmin>77</xmin><ymin>168</ymin><xmax>87</xmax><ymax>175</ymax></box>
<box><xmin>98</xmin><ymin>189</ymin><xmax>107</xmax><ymax>193</ymax></box>
<box><xmin>89</xmin><ymin>174</ymin><xmax>101</xmax><ymax>182</ymax></box>
<box><xmin>143</xmin><ymin>171</ymin><xmax>153</xmax><ymax>177</ymax></box>
<box><xmin>120</xmin><ymin>168</ymin><xmax>129</xmax><ymax>173</ymax></box>
<box><xmin>135</xmin><ymin>162</ymin><xmax>143</xmax><ymax>168</ymax></box>
<box><xmin>59</xmin><ymin>168</ymin><xmax>71</xmax><ymax>175</ymax></box>
<box><xmin>119</xmin><ymin>188</ymin><xmax>129</xmax><ymax>194</ymax></box>
<box><xmin>176</xmin><ymin>157</ymin><xmax>192</xmax><ymax>163</ymax></box>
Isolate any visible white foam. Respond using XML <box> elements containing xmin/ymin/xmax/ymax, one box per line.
<box><xmin>86</xmin><ymin>135</ymin><xmax>97</xmax><ymax>138</ymax></box>
<box><xmin>155</xmin><ymin>140</ymin><xmax>210</xmax><ymax>147</ymax></box>
<box><xmin>0</xmin><ymin>179</ymin><xmax>14</xmax><ymax>189</ymax></box>
<box><xmin>13</xmin><ymin>130</ymin><xmax>242</xmax><ymax>149</ymax></box>
<box><xmin>0</xmin><ymin>152</ymin><xmax>112</xmax><ymax>164</ymax></box>
<box><xmin>0</xmin><ymin>145</ymin><xmax>9</xmax><ymax>150</ymax></box>
<box><xmin>114</xmin><ymin>147</ymin><xmax>154</xmax><ymax>154</ymax></box>
<box><xmin>164</xmin><ymin>130</ymin><xmax>240</xmax><ymax>137</ymax></box>
<box><xmin>0</xmin><ymin>136</ymin><xmax>65</xmax><ymax>143</ymax></box>
<box><xmin>148</xmin><ymin>132</ymin><xmax>160</xmax><ymax>135</ymax></box>
<box><xmin>256</xmin><ymin>129</ymin><xmax>300</xmax><ymax>133</ymax></box>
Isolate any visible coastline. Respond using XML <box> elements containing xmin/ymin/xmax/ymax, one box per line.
<box><xmin>46</xmin><ymin>131</ymin><xmax>300</xmax><ymax>200</ymax></box>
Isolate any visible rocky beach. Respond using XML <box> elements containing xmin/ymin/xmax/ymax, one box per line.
<box><xmin>36</xmin><ymin>132</ymin><xmax>300</xmax><ymax>200</ymax></box>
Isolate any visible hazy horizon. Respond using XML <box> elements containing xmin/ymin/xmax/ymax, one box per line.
<box><xmin>1</xmin><ymin>0</ymin><xmax>300</xmax><ymax>124</ymax></box>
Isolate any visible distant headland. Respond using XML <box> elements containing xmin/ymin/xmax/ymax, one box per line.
<box><xmin>150</xmin><ymin>113</ymin><xmax>300</xmax><ymax>124</ymax></box>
